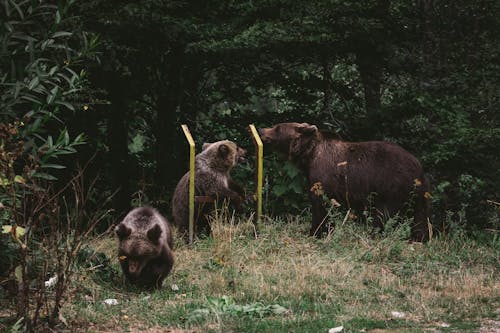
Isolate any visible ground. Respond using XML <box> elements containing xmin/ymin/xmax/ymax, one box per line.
<box><xmin>32</xmin><ymin>212</ymin><xmax>500</xmax><ymax>332</ymax></box>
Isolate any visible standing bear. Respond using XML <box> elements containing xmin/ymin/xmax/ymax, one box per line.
<box><xmin>172</xmin><ymin>140</ymin><xmax>246</xmax><ymax>238</ymax></box>
<box><xmin>259</xmin><ymin>122</ymin><xmax>431</xmax><ymax>242</ymax></box>
<box><xmin>115</xmin><ymin>206</ymin><xmax>175</xmax><ymax>288</ymax></box>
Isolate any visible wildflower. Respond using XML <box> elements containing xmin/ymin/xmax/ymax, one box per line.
<box><xmin>310</xmin><ymin>182</ymin><xmax>324</xmax><ymax>196</ymax></box>
<box><xmin>331</xmin><ymin>198</ymin><xmax>341</xmax><ymax>208</ymax></box>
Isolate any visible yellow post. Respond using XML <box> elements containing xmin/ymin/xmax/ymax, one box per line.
<box><xmin>181</xmin><ymin>124</ymin><xmax>195</xmax><ymax>244</ymax></box>
<box><xmin>248</xmin><ymin>124</ymin><xmax>263</xmax><ymax>225</ymax></box>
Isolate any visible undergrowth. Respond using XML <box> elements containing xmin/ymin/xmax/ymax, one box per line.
<box><xmin>2</xmin><ymin>208</ymin><xmax>498</xmax><ymax>332</ymax></box>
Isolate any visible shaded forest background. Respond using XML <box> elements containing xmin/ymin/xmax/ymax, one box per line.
<box><xmin>2</xmin><ymin>0</ymin><xmax>500</xmax><ymax>229</ymax></box>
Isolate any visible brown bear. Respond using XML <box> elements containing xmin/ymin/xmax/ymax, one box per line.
<box><xmin>172</xmin><ymin>140</ymin><xmax>246</xmax><ymax>238</ymax></box>
<box><xmin>115</xmin><ymin>206</ymin><xmax>174</xmax><ymax>288</ymax></box>
<box><xmin>259</xmin><ymin>122</ymin><xmax>431</xmax><ymax>241</ymax></box>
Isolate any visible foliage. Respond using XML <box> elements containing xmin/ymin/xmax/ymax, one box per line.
<box><xmin>76</xmin><ymin>246</ymin><xmax>119</xmax><ymax>284</ymax></box>
<box><xmin>0</xmin><ymin>0</ymin><xmax>97</xmax><ymax>211</ymax></box>
<box><xmin>0</xmin><ymin>0</ymin><xmax>97</xmax><ymax>157</ymax></box>
<box><xmin>69</xmin><ymin>0</ymin><xmax>500</xmax><ymax>229</ymax></box>
<box><xmin>0</xmin><ymin>163</ymin><xmax>111</xmax><ymax>332</ymax></box>
<box><xmin>0</xmin><ymin>0</ymin><xmax>99</xmax><ymax>331</ymax></box>
<box><xmin>264</xmin><ymin>158</ymin><xmax>307</xmax><ymax>214</ymax></box>
<box><xmin>189</xmin><ymin>295</ymin><xmax>288</xmax><ymax>324</ymax></box>
<box><xmin>0</xmin><ymin>0</ymin><xmax>97</xmax><ymax>195</ymax></box>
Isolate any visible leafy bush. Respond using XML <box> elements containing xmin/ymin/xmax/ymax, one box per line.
<box><xmin>0</xmin><ymin>166</ymin><xmax>111</xmax><ymax>332</ymax></box>
<box><xmin>1</xmin><ymin>1</ymin><xmax>100</xmax><ymax>331</ymax></box>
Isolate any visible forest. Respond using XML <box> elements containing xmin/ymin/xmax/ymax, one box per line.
<box><xmin>1</xmin><ymin>0</ymin><xmax>499</xmax><ymax>332</ymax></box>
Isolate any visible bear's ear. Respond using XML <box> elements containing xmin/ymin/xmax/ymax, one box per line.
<box><xmin>297</xmin><ymin>123</ymin><xmax>318</xmax><ymax>135</ymax></box>
<box><xmin>147</xmin><ymin>224</ymin><xmax>162</xmax><ymax>244</ymax></box>
<box><xmin>202</xmin><ymin>142</ymin><xmax>212</xmax><ymax>151</ymax></box>
<box><xmin>115</xmin><ymin>223</ymin><xmax>131</xmax><ymax>240</ymax></box>
<box><xmin>218</xmin><ymin>143</ymin><xmax>230</xmax><ymax>157</ymax></box>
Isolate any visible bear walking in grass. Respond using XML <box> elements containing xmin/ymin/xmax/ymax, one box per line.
<box><xmin>259</xmin><ymin>122</ymin><xmax>431</xmax><ymax>242</ymax></box>
<box><xmin>115</xmin><ymin>206</ymin><xmax>174</xmax><ymax>288</ymax></box>
<box><xmin>172</xmin><ymin>140</ymin><xmax>247</xmax><ymax>238</ymax></box>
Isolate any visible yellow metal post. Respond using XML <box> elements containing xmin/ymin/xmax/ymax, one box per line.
<box><xmin>248</xmin><ymin>124</ymin><xmax>263</xmax><ymax>225</ymax></box>
<box><xmin>181</xmin><ymin>124</ymin><xmax>195</xmax><ymax>244</ymax></box>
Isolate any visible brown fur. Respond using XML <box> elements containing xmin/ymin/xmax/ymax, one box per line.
<box><xmin>259</xmin><ymin>122</ymin><xmax>430</xmax><ymax>241</ymax></box>
<box><xmin>171</xmin><ymin>140</ymin><xmax>246</xmax><ymax>238</ymax></box>
<box><xmin>115</xmin><ymin>206</ymin><xmax>174</xmax><ymax>288</ymax></box>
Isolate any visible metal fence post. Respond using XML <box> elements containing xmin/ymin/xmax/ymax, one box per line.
<box><xmin>248</xmin><ymin>124</ymin><xmax>263</xmax><ymax>226</ymax></box>
<box><xmin>181</xmin><ymin>124</ymin><xmax>195</xmax><ymax>245</ymax></box>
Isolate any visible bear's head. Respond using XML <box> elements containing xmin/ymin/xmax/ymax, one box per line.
<box><xmin>201</xmin><ymin>140</ymin><xmax>247</xmax><ymax>172</ymax></box>
<box><xmin>258</xmin><ymin>122</ymin><xmax>318</xmax><ymax>156</ymax></box>
<box><xmin>115</xmin><ymin>222</ymin><xmax>163</xmax><ymax>279</ymax></box>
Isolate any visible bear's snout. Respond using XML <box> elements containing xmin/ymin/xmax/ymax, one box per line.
<box><xmin>257</xmin><ymin>128</ymin><xmax>271</xmax><ymax>143</ymax></box>
<box><xmin>128</xmin><ymin>259</ymin><xmax>141</xmax><ymax>275</ymax></box>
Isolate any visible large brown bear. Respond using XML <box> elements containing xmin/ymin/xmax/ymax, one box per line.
<box><xmin>259</xmin><ymin>122</ymin><xmax>430</xmax><ymax>241</ymax></box>
<box><xmin>115</xmin><ymin>206</ymin><xmax>174</xmax><ymax>288</ymax></box>
<box><xmin>172</xmin><ymin>140</ymin><xmax>246</xmax><ymax>238</ymax></box>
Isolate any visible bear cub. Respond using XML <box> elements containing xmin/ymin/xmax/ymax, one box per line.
<box><xmin>172</xmin><ymin>140</ymin><xmax>246</xmax><ymax>238</ymax></box>
<box><xmin>115</xmin><ymin>206</ymin><xmax>174</xmax><ymax>288</ymax></box>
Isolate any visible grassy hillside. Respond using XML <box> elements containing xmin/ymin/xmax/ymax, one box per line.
<box><xmin>57</xmin><ymin>213</ymin><xmax>499</xmax><ymax>332</ymax></box>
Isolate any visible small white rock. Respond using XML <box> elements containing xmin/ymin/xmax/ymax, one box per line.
<box><xmin>328</xmin><ymin>326</ymin><xmax>344</xmax><ymax>333</ymax></box>
<box><xmin>171</xmin><ymin>284</ymin><xmax>180</xmax><ymax>291</ymax></box>
<box><xmin>439</xmin><ymin>322</ymin><xmax>450</xmax><ymax>328</ymax></box>
<box><xmin>103</xmin><ymin>298</ymin><xmax>119</xmax><ymax>306</ymax></box>
<box><xmin>44</xmin><ymin>275</ymin><xmax>58</xmax><ymax>288</ymax></box>
<box><xmin>391</xmin><ymin>311</ymin><xmax>405</xmax><ymax>318</ymax></box>
<box><xmin>58</xmin><ymin>312</ymin><xmax>68</xmax><ymax>327</ymax></box>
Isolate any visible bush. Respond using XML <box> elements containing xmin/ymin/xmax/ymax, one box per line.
<box><xmin>1</xmin><ymin>1</ymin><xmax>100</xmax><ymax>331</ymax></box>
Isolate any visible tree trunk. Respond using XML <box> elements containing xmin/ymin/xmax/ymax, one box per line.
<box><xmin>154</xmin><ymin>50</ymin><xmax>203</xmax><ymax>207</ymax></box>
<box><xmin>155</xmin><ymin>90</ymin><xmax>182</xmax><ymax>195</ymax></box>
<box><xmin>356</xmin><ymin>0</ymin><xmax>390</xmax><ymax>119</ymax></box>
<box><xmin>321</xmin><ymin>60</ymin><xmax>333</xmax><ymax>115</ymax></box>
<box><xmin>357</xmin><ymin>52</ymin><xmax>382</xmax><ymax>116</ymax></box>
<box><xmin>154</xmin><ymin>52</ymin><xmax>183</xmax><ymax>204</ymax></box>
<box><xmin>107</xmin><ymin>78</ymin><xmax>131</xmax><ymax>217</ymax></box>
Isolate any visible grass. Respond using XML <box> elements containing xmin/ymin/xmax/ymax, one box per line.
<box><xmin>25</xmin><ymin>212</ymin><xmax>500</xmax><ymax>332</ymax></box>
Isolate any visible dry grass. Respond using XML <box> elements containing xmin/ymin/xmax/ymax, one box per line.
<box><xmin>52</xmin><ymin>212</ymin><xmax>500</xmax><ymax>332</ymax></box>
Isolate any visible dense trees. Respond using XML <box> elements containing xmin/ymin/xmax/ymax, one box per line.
<box><xmin>2</xmin><ymin>0</ymin><xmax>499</xmax><ymax>226</ymax></box>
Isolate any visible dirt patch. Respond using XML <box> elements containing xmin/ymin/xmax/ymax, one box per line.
<box><xmin>480</xmin><ymin>320</ymin><xmax>500</xmax><ymax>333</ymax></box>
